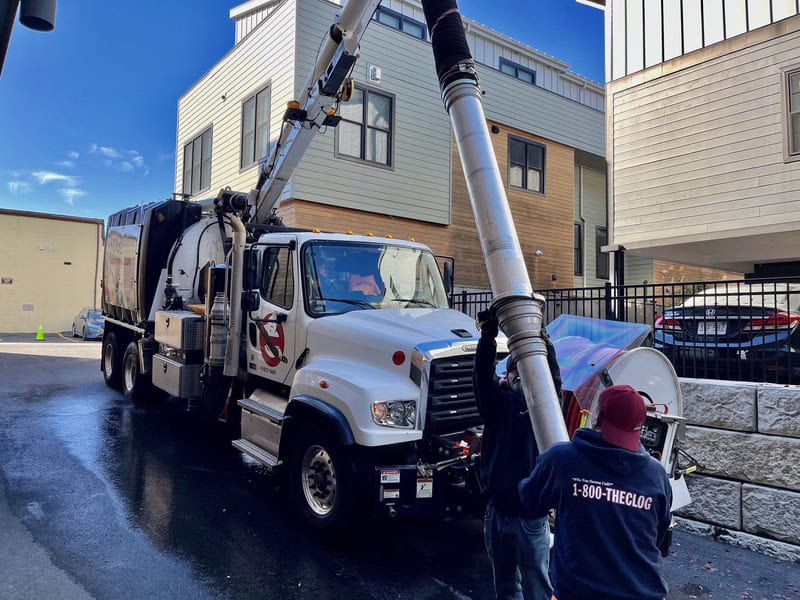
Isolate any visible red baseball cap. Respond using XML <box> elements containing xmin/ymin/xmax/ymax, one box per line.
<box><xmin>596</xmin><ymin>384</ymin><xmax>646</xmax><ymax>452</ymax></box>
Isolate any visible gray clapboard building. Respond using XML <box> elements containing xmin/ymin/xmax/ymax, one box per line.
<box><xmin>175</xmin><ymin>0</ymin><xmax>608</xmax><ymax>291</ymax></box>
<box><xmin>585</xmin><ymin>0</ymin><xmax>800</xmax><ymax>281</ymax></box>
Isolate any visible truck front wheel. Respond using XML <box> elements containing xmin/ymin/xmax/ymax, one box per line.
<box><xmin>102</xmin><ymin>332</ymin><xmax>122</xmax><ymax>390</ymax></box>
<box><xmin>290</xmin><ymin>431</ymin><xmax>357</xmax><ymax>532</ymax></box>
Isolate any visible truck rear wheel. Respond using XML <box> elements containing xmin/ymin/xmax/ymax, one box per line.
<box><xmin>290</xmin><ymin>431</ymin><xmax>357</xmax><ymax>532</ymax></box>
<box><xmin>122</xmin><ymin>341</ymin><xmax>146</xmax><ymax>403</ymax></box>
<box><xmin>102</xmin><ymin>332</ymin><xmax>122</xmax><ymax>390</ymax></box>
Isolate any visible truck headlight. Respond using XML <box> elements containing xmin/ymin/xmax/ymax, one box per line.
<box><xmin>371</xmin><ymin>400</ymin><xmax>416</xmax><ymax>428</ymax></box>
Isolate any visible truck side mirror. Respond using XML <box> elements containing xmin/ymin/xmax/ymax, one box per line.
<box><xmin>243</xmin><ymin>249</ymin><xmax>259</xmax><ymax>290</ymax></box>
<box><xmin>241</xmin><ymin>290</ymin><xmax>260</xmax><ymax>312</ymax></box>
<box><xmin>443</xmin><ymin>261</ymin><xmax>454</xmax><ymax>295</ymax></box>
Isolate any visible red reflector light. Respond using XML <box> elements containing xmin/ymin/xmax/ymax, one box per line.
<box><xmin>655</xmin><ymin>315</ymin><xmax>680</xmax><ymax>329</ymax></box>
<box><xmin>392</xmin><ymin>351</ymin><xmax>406</xmax><ymax>366</ymax></box>
<box><xmin>744</xmin><ymin>311</ymin><xmax>799</xmax><ymax>330</ymax></box>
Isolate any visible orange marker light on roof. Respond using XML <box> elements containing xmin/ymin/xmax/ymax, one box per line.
<box><xmin>367</xmin><ymin>232</ymin><xmax>373</xmax><ymax>236</ymax></box>
<box><xmin>312</xmin><ymin>227</ymin><xmax>321</xmax><ymax>233</ymax></box>
<box><xmin>409</xmin><ymin>237</ymin><xmax>415</xmax><ymax>242</ymax></box>
<box><xmin>346</xmin><ymin>230</ymin><xmax>353</xmax><ymax>235</ymax></box>
<box><xmin>386</xmin><ymin>234</ymin><xmax>393</xmax><ymax>239</ymax></box>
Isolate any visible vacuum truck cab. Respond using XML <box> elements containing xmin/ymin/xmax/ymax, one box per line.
<box><xmin>102</xmin><ymin>200</ymin><xmax>489</xmax><ymax>530</ymax></box>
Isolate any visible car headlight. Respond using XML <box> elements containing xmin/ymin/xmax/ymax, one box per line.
<box><xmin>371</xmin><ymin>400</ymin><xmax>416</xmax><ymax>428</ymax></box>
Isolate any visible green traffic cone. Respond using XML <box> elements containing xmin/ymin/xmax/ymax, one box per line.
<box><xmin>36</xmin><ymin>325</ymin><xmax>45</xmax><ymax>341</ymax></box>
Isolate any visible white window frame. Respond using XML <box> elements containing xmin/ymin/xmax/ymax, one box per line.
<box><xmin>240</xmin><ymin>83</ymin><xmax>271</xmax><ymax>170</ymax></box>
<box><xmin>782</xmin><ymin>66</ymin><xmax>800</xmax><ymax>163</ymax></box>
<box><xmin>182</xmin><ymin>126</ymin><xmax>212</xmax><ymax>197</ymax></box>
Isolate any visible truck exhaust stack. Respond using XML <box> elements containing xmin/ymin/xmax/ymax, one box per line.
<box><xmin>421</xmin><ymin>0</ymin><xmax>569</xmax><ymax>451</ymax></box>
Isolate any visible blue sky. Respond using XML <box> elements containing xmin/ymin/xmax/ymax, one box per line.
<box><xmin>0</xmin><ymin>0</ymin><xmax>603</xmax><ymax>221</ymax></box>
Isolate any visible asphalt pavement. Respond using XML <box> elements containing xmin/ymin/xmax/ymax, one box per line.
<box><xmin>0</xmin><ymin>338</ymin><xmax>798</xmax><ymax>599</ymax></box>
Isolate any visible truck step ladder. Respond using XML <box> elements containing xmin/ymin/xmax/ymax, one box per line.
<box><xmin>232</xmin><ymin>438</ymin><xmax>281</xmax><ymax>468</ymax></box>
<box><xmin>233</xmin><ymin>388</ymin><xmax>287</xmax><ymax>468</ymax></box>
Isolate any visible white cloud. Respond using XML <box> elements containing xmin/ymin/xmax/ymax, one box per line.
<box><xmin>60</xmin><ymin>188</ymin><xmax>87</xmax><ymax>205</ymax></box>
<box><xmin>68</xmin><ymin>150</ymin><xmax>79</xmax><ymax>160</ymax></box>
<box><xmin>8</xmin><ymin>180</ymin><xmax>32</xmax><ymax>194</ymax></box>
<box><xmin>56</xmin><ymin>160</ymin><xmax>75</xmax><ymax>169</ymax></box>
<box><xmin>90</xmin><ymin>143</ymin><xmax>147</xmax><ymax>174</ymax></box>
<box><xmin>32</xmin><ymin>170</ymin><xmax>79</xmax><ymax>186</ymax></box>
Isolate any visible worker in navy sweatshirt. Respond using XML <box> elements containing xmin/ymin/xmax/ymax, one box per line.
<box><xmin>518</xmin><ymin>384</ymin><xmax>673</xmax><ymax>600</ymax></box>
<box><xmin>474</xmin><ymin>309</ymin><xmax>560</xmax><ymax>600</ymax></box>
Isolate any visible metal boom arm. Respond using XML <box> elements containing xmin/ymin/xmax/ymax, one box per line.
<box><xmin>248</xmin><ymin>0</ymin><xmax>383</xmax><ymax>224</ymax></box>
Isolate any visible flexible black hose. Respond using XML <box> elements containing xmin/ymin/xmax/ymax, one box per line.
<box><xmin>421</xmin><ymin>0</ymin><xmax>477</xmax><ymax>90</ymax></box>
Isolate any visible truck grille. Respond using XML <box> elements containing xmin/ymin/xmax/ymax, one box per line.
<box><xmin>425</xmin><ymin>355</ymin><xmax>482</xmax><ymax>434</ymax></box>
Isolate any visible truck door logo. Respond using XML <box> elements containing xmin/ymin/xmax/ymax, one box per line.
<box><xmin>257</xmin><ymin>314</ymin><xmax>287</xmax><ymax>367</ymax></box>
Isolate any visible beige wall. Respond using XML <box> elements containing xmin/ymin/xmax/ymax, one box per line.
<box><xmin>0</xmin><ymin>212</ymin><xmax>103</xmax><ymax>334</ymax></box>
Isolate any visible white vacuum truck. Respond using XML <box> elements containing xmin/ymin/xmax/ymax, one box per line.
<box><xmin>100</xmin><ymin>0</ymin><xmax>692</xmax><ymax>532</ymax></box>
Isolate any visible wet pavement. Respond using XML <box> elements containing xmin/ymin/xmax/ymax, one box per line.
<box><xmin>0</xmin><ymin>340</ymin><xmax>798</xmax><ymax>599</ymax></box>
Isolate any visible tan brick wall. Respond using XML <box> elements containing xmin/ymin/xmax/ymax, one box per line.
<box><xmin>0</xmin><ymin>213</ymin><xmax>103</xmax><ymax>334</ymax></box>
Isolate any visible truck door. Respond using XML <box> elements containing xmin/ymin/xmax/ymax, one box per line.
<box><xmin>247</xmin><ymin>243</ymin><xmax>297</xmax><ymax>385</ymax></box>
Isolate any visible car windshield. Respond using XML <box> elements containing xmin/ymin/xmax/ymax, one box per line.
<box><xmin>303</xmin><ymin>241</ymin><xmax>449</xmax><ymax>315</ymax></box>
<box><xmin>683</xmin><ymin>284</ymin><xmax>800</xmax><ymax>311</ymax></box>
<box><xmin>87</xmin><ymin>310</ymin><xmax>102</xmax><ymax>319</ymax></box>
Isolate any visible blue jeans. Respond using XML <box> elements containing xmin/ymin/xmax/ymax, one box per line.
<box><xmin>484</xmin><ymin>501</ymin><xmax>553</xmax><ymax>600</ymax></box>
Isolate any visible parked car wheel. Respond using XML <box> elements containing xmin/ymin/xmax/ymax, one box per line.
<box><xmin>102</xmin><ymin>332</ymin><xmax>122</xmax><ymax>390</ymax></box>
<box><xmin>71</xmin><ymin>325</ymin><xmax>78</xmax><ymax>338</ymax></box>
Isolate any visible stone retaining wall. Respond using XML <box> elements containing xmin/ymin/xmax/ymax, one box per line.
<box><xmin>675</xmin><ymin>379</ymin><xmax>800</xmax><ymax>561</ymax></box>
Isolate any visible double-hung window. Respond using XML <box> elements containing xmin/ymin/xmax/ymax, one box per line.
<box><xmin>785</xmin><ymin>68</ymin><xmax>800</xmax><ymax>160</ymax></box>
<box><xmin>241</xmin><ymin>85</ymin><xmax>270</xmax><ymax>169</ymax></box>
<box><xmin>182</xmin><ymin>127</ymin><xmax>212</xmax><ymax>196</ymax></box>
<box><xmin>509</xmin><ymin>136</ymin><xmax>545</xmax><ymax>193</ymax></box>
<box><xmin>336</xmin><ymin>85</ymin><xmax>394</xmax><ymax>167</ymax></box>
<box><xmin>375</xmin><ymin>6</ymin><xmax>426</xmax><ymax>39</ymax></box>
<box><xmin>500</xmin><ymin>58</ymin><xmax>536</xmax><ymax>85</ymax></box>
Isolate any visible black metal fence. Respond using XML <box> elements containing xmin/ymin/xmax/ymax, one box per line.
<box><xmin>451</xmin><ymin>277</ymin><xmax>800</xmax><ymax>386</ymax></box>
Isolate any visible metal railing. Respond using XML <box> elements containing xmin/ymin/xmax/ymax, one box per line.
<box><xmin>451</xmin><ymin>278</ymin><xmax>800</xmax><ymax>386</ymax></box>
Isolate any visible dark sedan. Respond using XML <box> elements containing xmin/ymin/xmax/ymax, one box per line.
<box><xmin>654</xmin><ymin>282</ymin><xmax>800</xmax><ymax>381</ymax></box>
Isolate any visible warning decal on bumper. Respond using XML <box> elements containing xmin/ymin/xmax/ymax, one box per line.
<box><xmin>380</xmin><ymin>469</ymin><xmax>401</xmax><ymax>484</ymax></box>
<box><xmin>416</xmin><ymin>478</ymin><xmax>433</xmax><ymax>498</ymax></box>
<box><xmin>382</xmin><ymin>487</ymin><xmax>400</xmax><ymax>500</ymax></box>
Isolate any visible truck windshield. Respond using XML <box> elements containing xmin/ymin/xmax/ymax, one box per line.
<box><xmin>303</xmin><ymin>241</ymin><xmax>450</xmax><ymax>315</ymax></box>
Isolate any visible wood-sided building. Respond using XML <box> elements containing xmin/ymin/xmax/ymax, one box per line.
<box><xmin>175</xmin><ymin>0</ymin><xmax>607</xmax><ymax>292</ymax></box>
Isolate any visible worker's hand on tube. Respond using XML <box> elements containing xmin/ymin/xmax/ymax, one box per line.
<box><xmin>477</xmin><ymin>309</ymin><xmax>499</xmax><ymax>339</ymax></box>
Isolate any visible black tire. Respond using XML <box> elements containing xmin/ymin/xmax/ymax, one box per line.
<box><xmin>82</xmin><ymin>328</ymin><xmax>87</xmax><ymax>342</ymax></box>
<box><xmin>289</xmin><ymin>430</ymin><xmax>357</xmax><ymax>533</ymax></box>
<box><xmin>102</xmin><ymin>332</ymin><xmax>122</xmax><ymax>390</ymax></box>
<box><xmin>71</xmin><ymin>325</ymin><xmax>78</xmax><ymax>338</ymax></box>
<box><xmin>122</xmin><ymin>341</ymin><xmax>146</xmax><ymax>403</ymax></box>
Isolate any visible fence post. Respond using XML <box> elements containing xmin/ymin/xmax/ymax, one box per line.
<box><xmin>604</xmin><ymin>281</ymin><xmax>614</xmax><ymax>321</ymax></box>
